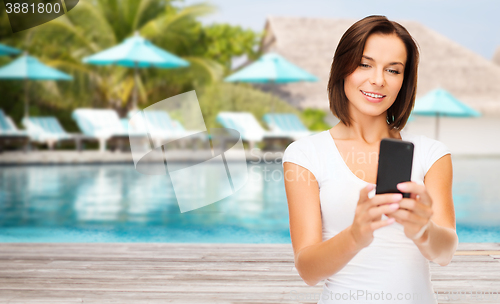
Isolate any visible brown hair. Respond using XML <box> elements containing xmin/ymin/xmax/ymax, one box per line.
<box><xmin>327</xmin><ymin>15</ymin><xmax>419</xmax><ymax>130</ymax></box>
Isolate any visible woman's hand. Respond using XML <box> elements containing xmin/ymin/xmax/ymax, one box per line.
<box><xmin>386</xmin><ymin>181</ymin><xmax>434</xmax><ymax>241</ymax></box>
<box><xmin>349</xmin><ymin>184</ymin><xmax>402</xmax><ymax>250</ymax></box>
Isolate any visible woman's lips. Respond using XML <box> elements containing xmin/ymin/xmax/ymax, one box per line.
<box><xmin>361</xmin><ymin>90</ymin><xmax>385</xmax><ymax>103</ymax></box>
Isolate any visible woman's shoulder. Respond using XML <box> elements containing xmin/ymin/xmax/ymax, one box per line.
<box><xmin>402</xmin><ymin>130</ymin><xmax>449</xmax><ymax>151</ymax></box>
<box><xmin>400</xmin><ymin>129</ymin><xmax>420</xmax><ymax>142</ymax></box>
<box><xmin>284</xmin><ymin>130</ymin><xmax>330</xmax><ymax>155</ymax></box>
<box><xmin>401</xmin><ymin>130</ymin><xmax>451</xmax><ymax>174</ymax></box>
<box><xmin>282</xmin><ymin>131</ymin><xmax>329</xmax><ymax>180</ymax></box>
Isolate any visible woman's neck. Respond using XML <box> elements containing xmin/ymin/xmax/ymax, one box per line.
<box><xmin>331</xmin><ymin>119</ymin><xmax>400</xmax><ymax>145</ymax></box>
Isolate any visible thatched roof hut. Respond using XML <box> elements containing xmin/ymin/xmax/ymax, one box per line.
<box><xmin>493</xmin><ymin>46</ymin><xmax>500</xmax><ymax>66</ymax></box>
<box><xmin>259</xmin><ymin>16</ymin><xmax>500</xmax><ymax>114</ymax></box>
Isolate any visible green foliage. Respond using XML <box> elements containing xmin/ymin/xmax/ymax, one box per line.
<box><xmin>301</xmin><ymin>108</ymin><xmax>332</xmax><ymax>131</ymax></box>
<box><xmin>0</xmin><ymin>0</ymin><xmax>263</xmax><ymax>129</ymax></box>
<box><xmin>192</xmin><ymin>24</ymin><xmax>262</xmax><ymax>72</ymax></box>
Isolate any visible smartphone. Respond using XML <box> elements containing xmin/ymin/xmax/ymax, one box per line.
<box><xmin>375</xmin><ymin>138</ymin><xmax>414</xmax><ymax>198</ymax></box>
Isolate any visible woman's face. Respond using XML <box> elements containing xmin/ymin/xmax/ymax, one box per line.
<box><xmin>343</xmin><ymin>33</ymin><xmax>407</xmax><ymax>119</ymax></box>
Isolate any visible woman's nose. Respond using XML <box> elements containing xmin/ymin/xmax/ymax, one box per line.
<box><xmin>369</xmin><ymin>69</ymin><xmax>385</xmax><ymax>87</ymax></box>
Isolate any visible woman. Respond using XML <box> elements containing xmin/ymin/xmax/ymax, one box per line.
<box><xmin>282</xmin><ymin>15</ymin><xmax>458</xmax><ymax>304</ymax></box>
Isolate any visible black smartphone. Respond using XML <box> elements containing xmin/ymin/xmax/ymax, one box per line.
<box><xmin>375</xmin><ymin>138</ymin><xmax>414</xmax><ymax>198</ymax></box>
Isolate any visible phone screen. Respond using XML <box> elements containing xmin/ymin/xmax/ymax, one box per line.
<box><xmin>375</xmin><ymin>138</ymin><xmax>414</xmax><ymax>198</ymax></box>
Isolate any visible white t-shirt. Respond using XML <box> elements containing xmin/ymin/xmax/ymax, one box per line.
<box><xmin>282</xmin><ymin>129</ymin><xmax>451</xmax><ymax>304</ymax></box>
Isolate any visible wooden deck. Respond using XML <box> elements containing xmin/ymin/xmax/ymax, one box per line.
<box><xmin>0</xmin><ymin>243</ymin><xmax>499</xmax><ymax>303</ymax></box>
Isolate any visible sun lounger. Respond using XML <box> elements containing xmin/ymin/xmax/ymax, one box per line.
<box><xmin>126</xmin><ymin>110</ymin><xmax>206</xmax><ymax>148</ymax></box>
<box><xmin>72</xmin><ymin>109</ymin><xmax>145</xmax><ymax>152</ymax></box>
<box><xmin>21</xmin><ymin>116</ymin><xmax>93</xmax><ymax>150</ymax></box>
<box><xmin>0</xmin><ymin>109</ymin><xmax>29</xmax><ymax>152</ymax></box>
<box><xmin>262</xmin><ymin>113</ymin><xmax>314</xmax><ymax>140</ymax></box>
<box><xmin>216</xmin><ymin>112</ymin><xmax>292</xmax><ymax>150</ymax></box>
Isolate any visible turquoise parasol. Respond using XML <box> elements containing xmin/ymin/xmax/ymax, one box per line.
<box><xmin>412</xmin><ymin>88</ymin><xmax>481</xmax><ymax>140</ymax></box>
<box><xmin>0</xmin><ymin>53</ymin><xmax>72</xmax><ymax>117</ymax></box>
<box><xmin>82</xmin><ymin>32</ymin><xmax>190</xmax><ymax>109</ymax></box>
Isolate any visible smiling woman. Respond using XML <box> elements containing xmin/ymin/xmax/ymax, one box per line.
<box><xmin>344</xmin><ymin>33</ymin><xmax>406</xmax><ymax>111</ymax></box>
<box><xmin>282</xmin><ymin>15</ymin><xmax>458</xmax><ymax>304</ymax></box>
<box><xmin>328</xmin><ymin>17</ymin><xmax>418</xmax><ymax>130</ymax></box>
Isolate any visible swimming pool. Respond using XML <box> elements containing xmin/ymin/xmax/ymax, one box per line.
<box><xmin>1</xmin><ymin>157</ymin><xmax>499</xmax><ymax>242</ymax></box>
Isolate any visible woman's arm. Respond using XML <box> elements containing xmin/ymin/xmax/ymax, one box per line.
<box><xmin>283</xmin><ymin>162</ymin><xmax>360</xmax><ymax>286</ymax></box>
<box><xmin>415</xmin><ymin>154</ymin><xmax>458</xmax><ymax>266</ymax></box>
<box><xmin>393</xmin><ymin>154</ymin><xmax>458</xmax><ymax>266</ymax></box>
<box><xmin>284</xmin><ymin>162</ymin><xmax>400</xmax><ymax>286</ymax></box>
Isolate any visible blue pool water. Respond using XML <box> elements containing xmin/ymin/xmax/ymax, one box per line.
<box><xmin>1</xmin><ymin>157</ymin><xmax>499</xmax><ymax>243</ymax></box>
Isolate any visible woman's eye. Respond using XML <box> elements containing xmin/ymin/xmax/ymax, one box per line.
<box><xmin>360</xmin><ymin>63</ymin><xmax>370</xmax><ymax>68</ymax></box>
<box><xmin>387</xmin><ymin>69</ymin><xmax>400</xmax><ymax>75</ymax></box>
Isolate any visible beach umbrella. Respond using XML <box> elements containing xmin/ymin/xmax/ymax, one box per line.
<box><xmin>0</xmin><ymin>53</ymin><xmax>72</xmax><ymax>118</ymax></box>
<box><xmin>0</xmin><ymin>43</ymin><xmax>21</xmax><ymax>56</ymax></box>
<box><xmin>412</xmin><ymin>88</ymin><xmax>481</xmax><ymax>140</ymax></box>
<box><xmin>82</xmin><ymin>32</ymin><xmax>190</xmax><ymax>110</ymax></box>
<box><xmin>224</xmin><ymin>52</ymin><xmax>318</xmax><ymax>111</ymax></box>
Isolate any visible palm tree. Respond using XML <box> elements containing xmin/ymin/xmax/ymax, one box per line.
<box><xmin>7</xmin><ymin>0</ymin><xmax>224</xmax><ymax>113</ymax></box>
